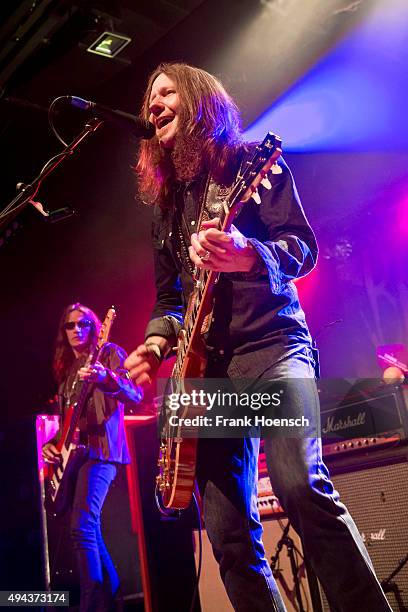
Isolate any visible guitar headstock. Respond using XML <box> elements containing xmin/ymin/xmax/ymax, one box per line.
<box><xmin>230</xmin><ymin>132</ymin><xmax>282</xmax><ymax>208</ymax></box>
<box><xmin>97</xmin><ymin>306</ymin><xmax>116</xmax><ymax>350</ymax></box>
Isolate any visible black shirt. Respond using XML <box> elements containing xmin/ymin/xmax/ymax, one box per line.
<box><xmin>145</xmin><ymin>156</ymin><xmax>318</xmax><ymax>379</ymax></box>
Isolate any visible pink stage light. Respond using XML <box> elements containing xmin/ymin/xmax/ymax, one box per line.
<box><xmin>396</xmin><ymin>194</ymin><xmax>408</xmax><ymax>238</ymax></box>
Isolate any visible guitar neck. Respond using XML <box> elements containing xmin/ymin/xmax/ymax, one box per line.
<box><xmin>62</xmin><ymin>350</ymin><xmax>98</xmax><ymax>450</ymax></box>
<box><xmin>173</xmin><ymin>267</ymin><xmax>216</xmax><ymax>379</ymax></box>
<box><xmin>173</xmin><ymin>197</ymin><xmax>241</xmax><ymax>378</ymax></box>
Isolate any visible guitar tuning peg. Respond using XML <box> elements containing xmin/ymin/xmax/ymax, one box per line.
<box><xmin>251</xmin><ymin>189</ymin><xmax>261</xmax><ymax>205</ymax></box>
<box><xmin>261</xmin><ymin>176</ymin><xmax>272</xmax><ymax>190</ymax></box>
<box><xmin>271</xmin><ymin>163</ymin><xmax>283</xmax><ymax>175</ymax></box>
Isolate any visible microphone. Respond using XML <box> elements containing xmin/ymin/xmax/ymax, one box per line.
<box><xmin>67</xmin><ymin>96</ymin><xmax>155</xmax><ymax>139</ymax></box>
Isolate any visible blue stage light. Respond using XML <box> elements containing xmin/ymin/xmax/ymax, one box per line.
<box><xmin>245</xmin><ymin>2</ymin><xmax>408</xmax><ymax>152</ymax></box>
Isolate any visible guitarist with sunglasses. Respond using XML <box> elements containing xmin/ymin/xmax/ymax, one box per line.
<box><xmin>124</xmin><ymin>63</ymin><xmax>391</xmax><ymax>611</ymax></box>
<box><xmin>42</xmin><ymin>302</ymin><xmax>142</xmax><ymax>612</ymax></box>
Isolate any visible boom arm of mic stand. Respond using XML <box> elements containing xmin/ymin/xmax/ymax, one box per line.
<box><xmin>0</xmin><ymin>117</ymin><xmax>103</xmax><ymax>234</ymax></box>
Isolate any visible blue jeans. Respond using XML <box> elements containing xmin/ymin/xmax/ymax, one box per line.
<box><xmin>70</xmin><ymin>459</ymin><xmax>119</xmax><ymax>612</ymax></box>
<box><xmin>197</xmin><ymin>350</ymin><xmax>391</xmax><ymax>611</ymax></box>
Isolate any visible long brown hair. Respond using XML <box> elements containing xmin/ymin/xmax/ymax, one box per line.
<box><xmin>136</xmin><ymin>62</ymin><xmax>243</xmax><ymax>207</ymax></box>
<box><xmin>53</xmin><ymin>303</ymin><xmax>101</xmax><ymax>385</ymax></box>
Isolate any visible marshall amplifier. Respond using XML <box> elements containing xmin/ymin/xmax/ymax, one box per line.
<box><xmin>319</xmin><ymin>381</ymin><xmax>408</xmax><ymax>458</ymax></box>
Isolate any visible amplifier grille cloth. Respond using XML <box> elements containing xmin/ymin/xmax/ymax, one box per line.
<box><xmin>319</xmin><ymin>461</ymin><xmax>408</xmax><ymax>611</ymax></box>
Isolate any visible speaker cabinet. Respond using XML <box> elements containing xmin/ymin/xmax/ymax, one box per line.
<box><xmin>319</xmin><ymin>449</ymin><xmax>408</xmax><ymax>611</ymax></box>
<box><xmin>194</xmin><ymin>519</ymin><xmax>313</xmax><ymax>611</ymax></box>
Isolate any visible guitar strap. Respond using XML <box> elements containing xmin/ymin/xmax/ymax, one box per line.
<box><xmin>203</xmin><ymin>151</ymin><xmax>247</xmax><ymax>223</ymax></box>
<box><xmin>202</xmin><ymin>178</ymin><xmax>232</xmax><ymax>222</ymax></box>
<box><xmin>174</xmin><ymin>152</ymin><xmax>247</xmax><ymax>275</ymax></box>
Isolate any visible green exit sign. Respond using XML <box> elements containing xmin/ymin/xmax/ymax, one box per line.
<box><xmin>87</xmin><ymin>32</ymin><xmax>131</xmax><ymax>58</ymax></box>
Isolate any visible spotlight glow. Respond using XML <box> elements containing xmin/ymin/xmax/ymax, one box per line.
<box><xmin>245</xmin><ymin>1</ymin><xmax>408</xmax><ymax>152</ymax></box>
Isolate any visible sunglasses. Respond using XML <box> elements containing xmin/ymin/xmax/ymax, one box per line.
<box><xmin>64</xmin><ymin>320</ymin><xmax>92</xmax><ymax>330</ymax></box>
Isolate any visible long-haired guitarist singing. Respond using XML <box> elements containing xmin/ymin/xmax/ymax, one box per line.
<box><xmin>42</xmin><ymin>302</ymin><xmax>141</xmax><ymax>612</ymax></box>
<box><xmin>125</xmin><ymin>64</ymin><xmax>391</xmax><ymax>611</ymax></box>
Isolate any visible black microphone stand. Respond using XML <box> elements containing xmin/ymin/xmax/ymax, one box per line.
<box><xmin>0</xmin><ymin>116</ymin><xmax>103</xmax><ymax>239</ymax></box>
<box><xmin>381</xmin><ymin>553</ymin><xmax>408</xmax><ymax>612</ymax></box>
<box><xmin>270</xmin><ymin>520</ymin><xmax>305</xmax><ymax>612</ymax></box>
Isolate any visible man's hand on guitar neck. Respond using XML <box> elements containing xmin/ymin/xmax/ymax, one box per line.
<box><xmin>42</xmin><ymin>442</ymin><xmax>62</xmax><ymax>465</ymax></box>
<box><xmin>124</xmin><ymin>336</ymin><xmax>170</xmax><ymax>390</ymax></box>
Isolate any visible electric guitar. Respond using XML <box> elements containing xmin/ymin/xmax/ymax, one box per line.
<box><xmin>45</xmin><ymin>307</ymin><xmax>116</xmax><ymax>516</ymax></box>
<box><xmin>157</xmin><ymin>133</ymin><xmax>283</xmax><ymax>509</ymax></box>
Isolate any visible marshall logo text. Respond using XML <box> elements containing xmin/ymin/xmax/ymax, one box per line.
<box><xmin>361</xmin><ymin>529</ymin><xmax>386</xmax><ymax>542</ymax></box>
<box><xmin>322</xmin><ymin>411</ymin><xmax>366</xmax><ymax>435</ymax></box>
